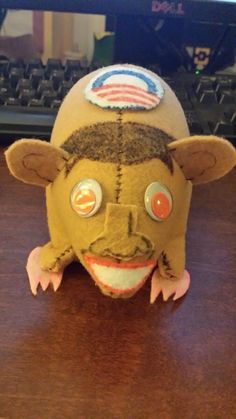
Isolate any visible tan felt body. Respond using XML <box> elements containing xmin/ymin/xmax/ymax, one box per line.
<box><xmin>5</xmin><ymin>64</ymin><xmax>236</xmax><ymax>299</ymax></box>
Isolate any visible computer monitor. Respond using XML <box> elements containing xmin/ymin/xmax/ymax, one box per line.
<box><xmin>0</xmin><ymin>0</ymin><xmax>235</xmax><ymax>73</ymax></box>
<box><xmin>0</xmin><ymin>0</ymin><xmax>235</xmax><ymax>24</ymax></box>
<box><xmin>112</xmin><ymin>5</ymin><xmax>236</xmax><ymax>74</ymax></box>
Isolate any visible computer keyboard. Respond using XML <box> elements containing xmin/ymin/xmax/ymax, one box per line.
<box><xmin>0</xmin><ymin>57</ymin><xmax>236</xmax><ymax>145</ymax></box>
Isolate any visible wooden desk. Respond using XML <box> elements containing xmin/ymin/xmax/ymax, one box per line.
<box><xmin>0</xmin><ymin>148</ymin><xmax>235</xmax><ymax>419</ymax></box>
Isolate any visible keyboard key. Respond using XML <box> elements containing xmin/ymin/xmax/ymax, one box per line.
<box><xmin>194</xmin><ymin>78</ymin><xmax>214</xmax><ymax>94</ymax></box>
<box><xmin>0</xmin><ymin>86</ymin><xmax>13</xmax><ymax>100</ymax></box>
<box><xmin>65</xmin><ymin>60</ymin><xmax>81</xmax><ymax>77</ymax></box>
<box><xmin>217</xmin><ymin>90</ymin><xmax>235</xmax><ymax>105</ymax></box>
<box><xmin>19</xmin><ymin>89</ymin><xmax>36</xmax><ymax>106</ymax></box>
<box><xmin>198</xmin><ymin>90</ymin><xmax>217</xmax><ymax>104</ymax></box>
<box><xmin>29</xmin><ymin>68</ymin><xmax>45</xmax><ymax>89</ymax></box>
<box><xmin>70</xmin><ymin>69</ymin><xmax>87</xmax><ymax>83</ymax></box>
<box><xmin>50</xmin><ymin>70</ymin><xmax>65</xmax><ymax>89</ymax></box>
<box><xmin>45</xmin><ymin>59</ymin><xmax>62</xmax><ymax>77</ymax></box>
<box><xmin>42</xmin><ymin>91</ymin><xmax>57</xmax><ymax>107</ymax></box>
<box><xmin>210</xmin><ymin>120</ymin><xmax>234</xmax><ymax>136</ymax></box>
<box><xmin>185</xmin><ymin>111</ymin><xmax>203</xmax><ymax>134</ymax></box>
<box><xmin>215</xmin><ymin>79</ymin><xmax>233</xmax><ymax>91</ymax></box>
<box><xmin>0</xmin><ymin>59</ymin><xmax>9</xmax><ymax>76</ymax></box>
<box><xmin>7</xmin><ymin>58</ymin><xmax>24</xmax><ymax>71</ymax></box>
<box><xmin>51</xmin><ymin>99</ymin><xmax>62</xmax><ymax>109</ymax></box>
<box><xmin>0</xmin><ymin>77</ymin><xmax>10</xmax><ymax>88</ymax></box>
<box><xmin>25</xmin><ymin>58</ymin><xmax>43</xmax><ymax>75</ymax></box>
<box><xmin>5</xmin><ymin>97</ymin><xmax>21</xmax><ymax>106</ymax></box>
<box><xmin>230</xmin><ymin>111</ymin><xmax>236</xmax><ymax>126</ymax></box>
<box><xmin>16</xmin><ymin>79</ymin><xmax>33</xmax><ymax>94</ymax></box>
<box><xmin>9</xmin><ymin>68</ymin><xmax>24</xmax><ymax>88</ymax></box>
<box><xmin>57</xmin><ymin>80</ymin><xmax>73</xmax><ymax>98</ymax></box>
<box><xmin>28</xmin><ymin>98</ymin><xmax>45</xmax><ymax>107</ymax></box>
<box><xmin>37</xmin><ymin>80</ymin><xmax>54</xmax><ymax>96</ymax></box>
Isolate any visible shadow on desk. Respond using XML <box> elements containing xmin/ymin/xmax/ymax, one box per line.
<box><xmin>0</xmin><ymin>149</ymin><xmax>235</xmax><ymax>419</ymax></box>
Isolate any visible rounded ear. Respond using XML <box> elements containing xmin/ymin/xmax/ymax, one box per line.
<box><xmin>5</xmin><ymin>139</ymin><xmax>70</xmax><ymax>187</ymax></box>
<box><xmin>168</xmin><ymin>135</ymin><xmax>236</xmax><ymax>185</ymax></box>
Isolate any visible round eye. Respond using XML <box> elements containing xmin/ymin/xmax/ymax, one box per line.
<box><xmin>144</xmin><ymin>182</ymin><xmax>172</xmax><ymax>221</ymax></box>
<box><xmin>71</xmin><ymin>179</ymin><xmax>102</xmax><ymax>217</ymax></box>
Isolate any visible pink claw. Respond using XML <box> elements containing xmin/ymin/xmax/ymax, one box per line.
<box><xmin>26</xmin><ymin>247</ymin><xmax>63</xmax><ymax>296</ymax></box>
<box><xmin>150</xmin><ymin>269</ymin><xmax>190</xmax><ymax>303</ymax></box>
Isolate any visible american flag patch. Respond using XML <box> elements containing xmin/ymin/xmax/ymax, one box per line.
<box><xmin>84</xmin><ymin>66</ymin><xmax>164</xmax><ymax>110</ymax></box>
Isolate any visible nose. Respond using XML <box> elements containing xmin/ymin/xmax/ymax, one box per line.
<box><xmin>89</xmin><ymin>203</ymin><xmax>154</xmax><ymax>260</ymax></box>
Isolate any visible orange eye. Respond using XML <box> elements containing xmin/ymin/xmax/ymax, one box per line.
<box><xmin>71</xmin><ymin>179</ymin><xmax>102</xmax><ymax>217</ymax></box>
<box><xmin>145</xmin><ymin>182</ymin><xmax>172</xmax><ymax>221</ymax></box>
<box><xmin>151</xmin><ymin>192</ymin><xmax>171</xmax><ymax>220</ymax></box>
<box><xmin>74</xmin><ymin>189</ymin><xmax>96</xmax><ymax>215</ymax></box>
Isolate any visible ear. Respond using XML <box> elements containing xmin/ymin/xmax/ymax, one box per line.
<box><xmin>168</xmin><ymin>135</ymin><xmax>236</xmax><ymax>185</ymax></box>
<box><xmin>5</xmin><ymin>139</ymin><xmax>70</xmax><ymax>187</ymax></box>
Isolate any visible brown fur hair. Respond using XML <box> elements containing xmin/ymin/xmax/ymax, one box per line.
<box><xmin>61</xmin><ymin>122</ymin><xmax>174</xmax><ymax>174</ymax></box>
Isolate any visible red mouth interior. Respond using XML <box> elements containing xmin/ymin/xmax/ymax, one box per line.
<box><xmin>84</xmin><ymin>255</ymin><xmax>156</xmax><ymax>270</ymax></box>
<box><xmin>83</xmin><ymin>255</ymin><xmax>157</xmax><ymax>294</ymax></box>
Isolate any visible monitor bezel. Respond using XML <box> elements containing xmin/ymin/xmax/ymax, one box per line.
<box><xmin>0</xmin><ymin>0</ymin><xmax>235</xmax><ymax>24</ymax></box>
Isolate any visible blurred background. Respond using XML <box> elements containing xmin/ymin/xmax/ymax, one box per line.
<box><xmin>0</xmin><ymin>8</ymin><xmax>235</xmax><ymax>73</ymax></box>
<box><xmin>0</xmin><ymin>10</ymin><xmax>110</xmax><ymax>65</ymax></box>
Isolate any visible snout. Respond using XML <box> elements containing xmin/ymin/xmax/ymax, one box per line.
<box><xmin>89</xmin><ymin>203</ymin><xmax>154</xmax><ymax>261</ymax></box>
<box><xmin>84</xmin><ymin>203</ymin><xmax>155</xmax><ymax>297</ymax></box>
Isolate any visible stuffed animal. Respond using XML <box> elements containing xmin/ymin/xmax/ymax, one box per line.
<box><xmin>5</xmin><ymin>64</ymin><xmax>236</xmax><ymax>302</ymax></box>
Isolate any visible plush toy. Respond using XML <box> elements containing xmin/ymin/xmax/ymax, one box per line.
<box><xmin>5</xmin><ymin>64</ymin><xmax>236</xmax><ymax>302</ymax></box>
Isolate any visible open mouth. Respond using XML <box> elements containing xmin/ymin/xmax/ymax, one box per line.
<box><xmin>84</xmin><ymin>255</ymin><xmax>156</xmax><ymax>294</ymax></box>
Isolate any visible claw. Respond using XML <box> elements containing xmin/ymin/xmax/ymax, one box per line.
<box><xmin>150</xmin><ymin>269</ymin><xmax>190</xmax><ymax>303</ymax></box>
<box><xmin>26</xmin><ymin>247</ymin><xmax>63</xmax><ymax>295</ymax></box>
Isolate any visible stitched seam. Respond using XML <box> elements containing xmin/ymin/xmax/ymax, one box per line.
<box><xmin>97</xmin><ymin>247</ymin><xmax>153</xmax><ymax>260</ymax></box>
<box><xmin>186</xmin><ymin>151</ymin><xmax>217</xmax><ymax>181</ymax></box>
<box><xmin>23</xmin><ymin>153</ymin><xmax>69</xmax><ymax>183</ymax></box>
<box><xmin>161</xmin><ymin>251</ymin><xmax>177</xmax><ymax>279</ymax></box>
<box><xmin>89</xmin><ymin>235</ymin><xmax>154</xmax><ymax>259</ymax></box>
<box><xmin>128</xmin><ymin>212</ymin><xmax>132</xmax><ymax>236</ymax></box>
<box><xmin>62</xmin><ymin>123</ymin><xmax>174</xmax><ymax>175</ymax></box>
<box><xmin>22</xmin><ymin>156</ymin><xmax>53</xmax><ymax>183</ymax></box>
<box><xmin>115</xmin><ymin>110</ymin><xmax>123</xmax><ymax>203</ymax></box>
<box><xmin>48</xmin><ymin>246</ymin><xmax>73</xmax><ymax>271</ymax></box>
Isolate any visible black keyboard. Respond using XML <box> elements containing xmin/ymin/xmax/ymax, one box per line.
<box><xmin>0</xmin><ymin>57</ymin><xmax>236</xmax><ymax>145</ymax></box>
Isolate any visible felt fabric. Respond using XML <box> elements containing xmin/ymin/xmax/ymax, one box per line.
<box><xmin>88</xmin><ymin>203</ymin><xmax>155</xmax><ymax>260</ymax></box>
<box><xmin>120</xmin><ymin>159</ymin><xmax>192</xmax><ymax>240</ymax></box>
<box><xmin>4</xmin><ymin>63</ymin><xmax>236</xmax><ymax>301</ymax></box>
<box><xmin>50</xmin><ymin>64</ymin><xmax>190</xmax><ymax>147</ymax></box>
<box><xmin>158</xmin><ymin>236</ymin><xmax>186</xmax><ymax>281</ymax></box>
<box><xmin>84</xmin><ymin>65</ymin><xmax>164</xmax><ymax>110</ymax></box>
<box><xmin>85</xmin><ymin>255</ymin><xmax>155</xmax><ymax>295</ymax></box>
<box><xmin>39</xmin><ymin>242</ymin><xmax>74</xmax><ymax>272</ymax></box>
<box><xmin>42</xmin><ymin>159</ymin><xmax>118</xmax><ymax>273</ymax></box>
<box><xmin>5</xmin><ymin>139</ymin><xmax>69</xmax><ymax>187</ymax></box>
<box><xmin>62</xmin><ymin>122</ymin><xmax>174</xmax><ymax>171</ymax></box>
<box><xmin>150</xmin><ymin>268</ymin><xmax>190</xmax><ymax>303</ymax></box>
<box><xmin>42</xmin><ymin>157</ymin><xmax>191</xmax><ymax>295</ymax></box>
<box><xmin>26</xmin><ymin>247</ymin><xmax>63</xmax><ymax>295</ymax></box>
<box><xmin>169</xmin><ymin>135</ymin><xmax>236</xmax><ymax>184</ymax></box>
<box><xmin>119</xmin><ymin>159</ymin><xmax>191</xmax><ymax>282</ymax></box>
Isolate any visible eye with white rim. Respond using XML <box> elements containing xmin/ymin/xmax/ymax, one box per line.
<box><xmin>144</xmin><ymin>182</ymin><xmax>173</xmax><ymax>221</ymax></box>
<box><xmin>70</xmin><ymin>179</ymin><xmax>102</xmax><ymax>218</ymax></box>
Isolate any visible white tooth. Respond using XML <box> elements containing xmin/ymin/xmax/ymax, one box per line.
<box><xmin>91</xmin><ymin>264</ymin><xmax>153</xmax><ymax>290</ymax></box>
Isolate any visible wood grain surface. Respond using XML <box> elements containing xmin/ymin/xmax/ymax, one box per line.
<box><xmin>0</xmin><ymin>148</ymin><xmax>235</xmax><ymax>419</ymax></box>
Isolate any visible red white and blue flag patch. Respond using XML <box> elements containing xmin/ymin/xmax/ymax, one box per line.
<box><xmin>84</xmin><ymin>66</ymin><xmax>164</xmax><ymax>110</ymax></box>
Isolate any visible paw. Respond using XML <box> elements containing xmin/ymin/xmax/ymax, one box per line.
<box><xmin>40</xmin><ymin>242</ymin><xmax>74</xmax><ymax>272</ymax></box>
<box><xmin>150</xmin><ymin>269</ymin><xmax>190</xmax><ymax>303</ymax></box>
<box><xmin>26</xmin><ymin>247</ymin><xmax>63</xmax><ymax>296</ymax></box>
